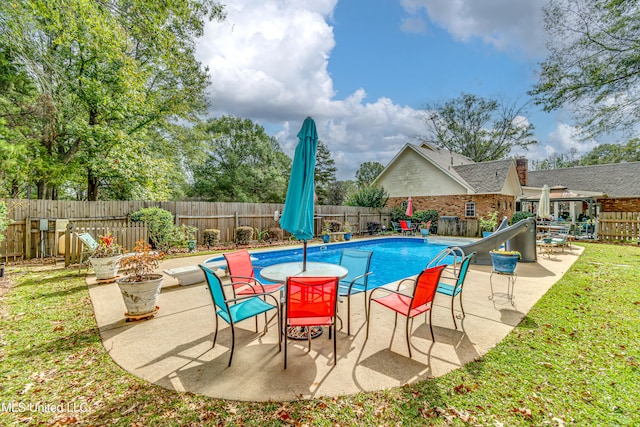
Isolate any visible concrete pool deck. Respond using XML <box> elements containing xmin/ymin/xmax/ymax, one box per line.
<box><xmin>87</xmin><ymin>240</ymin><xmax>583</xmax><ymax>402</ymax></box>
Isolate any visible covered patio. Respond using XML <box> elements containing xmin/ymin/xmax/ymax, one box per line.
<box><xmin>87</xmin><ymin>244</ymin><xmax>583</xmax><ymax>402</ymax></box>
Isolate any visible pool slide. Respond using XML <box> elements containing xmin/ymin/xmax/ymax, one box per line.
<box><xmin>455</xmin><ymin>217</ymin><xmax>537</xmax><ymax>265</ymax></box>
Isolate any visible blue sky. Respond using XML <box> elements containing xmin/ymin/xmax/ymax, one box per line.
<box><xmin>196</xmin><ymin>0</ymin><xmax>596</xmax><ymax>180</ymax></box>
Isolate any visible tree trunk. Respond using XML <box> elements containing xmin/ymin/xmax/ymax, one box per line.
<box><xmin>37</xmin><ymin>180</ymin><xmax>46</xmax><ymax>199</ymax></box>
<box><xmin>87</xmin><ymin>170</ymin><xmax>99</xmax><ymax>201</ymax></box>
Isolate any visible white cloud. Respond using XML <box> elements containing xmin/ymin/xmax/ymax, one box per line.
<box><xmin>196</xmin><ymin>0</ymin><xmax>427</xmax><ymax>180</ymax></box>
<box><xmin>522</xmin><ymin>123</ymin><xmax>598</xmax><ymax>162</ymax></box>
<box><xmin>400</xmin><ymin>0</ymin><xmax>548</xmax><ymax>58</ymax></box>
<box><xmin>195</xmin><ymin>0</ymin><xmax>556</xmax><ymax>181</ymax></box>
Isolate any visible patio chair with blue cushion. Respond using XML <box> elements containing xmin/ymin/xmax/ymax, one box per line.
<box><xmin>435</xmin><ymin>251</ymin><xmax>476</xmax><ymax>329</ymax></box>
<box><xmin>337</xmin><ymin>249</ymin><xmax>373</xmax><ymax>335</ymax></box>
<box><xmin>365</xmin><ymin>264</ymin><xmax>447</xmax><ymax>358</ymax></box>
<box><xmin>199</xmin><ymin>264</ymin><xmax>280</xmax><ymax>367</ymax></box>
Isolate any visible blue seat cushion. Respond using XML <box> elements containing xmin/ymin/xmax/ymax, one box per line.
<box><xmin>436</xmin><ymin>282</ymin><xmax>461</xmax><ymax>297</ymax></box>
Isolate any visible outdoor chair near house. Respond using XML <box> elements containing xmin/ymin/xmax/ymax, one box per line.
<box><xmin>337</xmin><ymin>249</ymin><xmax>373</xmax><ymax>335</ymax></box>
<box><xmin>199</xmin><ymin>264</ymin><xmax>280</xmax><ymax>367</ymax></box>
<box><xmin>224</xmin><ymin>249</ymin><xmax>283</xmax><ymax>297</ymax></box>
<box><xmin>391</xmin><ymin>221</ymin><xmax>402</xmax><ymax>233</ymax></box>
<box><xmin>283</xmin><ymin>276</ymin><xmax>339</xmax><ymax>369</ymax></box>
<box><xmin>75</xmin><ymin>232</ymin><xmax>99</xmax><ymax>273</ymax></box>
<box><xmin>399</xmin><ymin>220</ymin><xmax>414</xmax><ymax>235</ymax></box>
<box><xmin>365</xmin><ymin>264</ymin><xmax>447</xmax><ymax>358</ymax></box>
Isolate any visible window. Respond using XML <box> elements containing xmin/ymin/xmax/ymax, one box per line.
<box><xmin>465</xmin><ymin>202</ymin><xmax>476</xmax><ymax>217</ymax></box>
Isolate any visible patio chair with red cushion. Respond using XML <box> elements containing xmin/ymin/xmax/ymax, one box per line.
<box><xmin>223</xmin><ymin>249</ymin><xmax>283</xmax><ymax>297</ymax></box>
<box><xmin>365</xmin><ymin>264</ymin><xmax>447</xmax><ymax>358</ymax></box>
<box><xmin>399</xmin><ymin>220</ymin><xmax>414</xmax><ymax>235</ymax></box>
<box><xmin>284</xmin><ymin>276</ymin><xmax>339</xmax><ymax>369</ymax></box>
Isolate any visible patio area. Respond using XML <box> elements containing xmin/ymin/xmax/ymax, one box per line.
<box><xmin>87</xmin><ymin>244</ymin><xmax>583</xmax><ymax>402</ymax></box>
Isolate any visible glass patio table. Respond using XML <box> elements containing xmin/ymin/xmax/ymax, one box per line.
<box><xmin>260</xmin><ymin>262</ymin><xmax>348</xmax><ymax>340</ymax></box>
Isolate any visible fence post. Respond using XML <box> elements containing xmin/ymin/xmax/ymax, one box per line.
<box><xmin>64</xmin><ymin>224</ymin><xmax>71</xmax><ymax>267</ymax></box>
<box><xmin>24</xmin><ymin>217</ymin><xmax>31</xmax><ymax>260</ymax></box>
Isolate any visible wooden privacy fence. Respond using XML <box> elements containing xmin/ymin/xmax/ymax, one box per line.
<box><xmin>598</xmin><ymin>212</ymin><xmax>640</xmax><ymax>242</ymax></box>
<box><xmin>1</xmin><ymin>199</ymin><xmax>391</xmax><ymax>261</ymax></box>
<box><xmin>64</xmin><ymin>221</ymin><xmax>148</xmax><ymax>266</ymax></box>
<box><xmin>437</xmin><ymin>217</ymin><xmax>481</xmax><ymax>238</ymax></box>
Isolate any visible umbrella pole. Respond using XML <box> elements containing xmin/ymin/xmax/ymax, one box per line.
<box><xmin>303</xmin><ymin>240</ymin><xmax>307</xmax><ymax>271</ymax></box>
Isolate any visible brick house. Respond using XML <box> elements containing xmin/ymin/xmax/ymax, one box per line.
<box><xmin>375</xmin><ymin>143</ymin><xmax>522</xmax><ymax>220</ymax></box>
<box><xmin>377</xmin><ymin>143</ymin><xmax>640</xmax><ymax>223</ymax></box>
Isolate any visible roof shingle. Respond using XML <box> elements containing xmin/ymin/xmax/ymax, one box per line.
<box><xmin>527</xmin><ymin>162</ymin><xmax>640</xmax><ymax>197</ymax></box>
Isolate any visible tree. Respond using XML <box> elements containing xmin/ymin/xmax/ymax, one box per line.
<box><xmin>0</xmin><ymin>0</ymin><xmax>226</xmax><ymax>200</ymax></box>
<box><xmin>579</xmin><ymin>139</ymin><xmax>640</xmax><ymax>165</ymax></box>
<box><xmin>0</xmin><ymin>46</ymin><xmax>37</xmax><ymax>197</ymax></box>
<box><xmin>530</xmin><ymin>0</ymin><xmax>640</xmax><ymax>138</ymax></box>
<box><xmin>344</xmin><ymin>185</ymin><xmax>389</xmax><ymax>208</ymax></box>
<box><xmin>420</xmin><ymin>93</ymin><xmax>536</xmax><ymax>162</ymax></box>
<box><xmin>314</xmin><ymin>140</ymin><xmax>337</xmax><ymax>205</ymax></box>
<box><xmin>189</xmin><ymin>116</ymin><xmax>291</xmax><ymax>202</ymax></box>
<box><xmin>325</xmin><ymin>180</ymin><xmax>355</xmax><ymax>206</ymax></box>
<box><xmin>355</xmin><ymin>162</ymin><xmax>385</xmax><ymax>187</ymax></box>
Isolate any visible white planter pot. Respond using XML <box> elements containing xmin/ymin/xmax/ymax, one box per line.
<box><xmin>89</xmin><ymin>255</ymin><xmax>122</xmax><ymax>280</ymax></box>
<box><xmin>116</xmin><ymin>274</ymin><xmax>163</xmax><ymax>317</ymax></box>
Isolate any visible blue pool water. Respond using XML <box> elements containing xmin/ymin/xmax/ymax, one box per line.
<box><xmin>207</xmin><ymin>237</ymin><xmax>466</xmax><ymax>289</ymax></box>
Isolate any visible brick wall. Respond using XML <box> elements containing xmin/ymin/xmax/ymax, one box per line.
<box><xmin>597</xmin><ymin>197</ymin><xmax>640</xmax><ymax>212</ymax></box>
<box><xmin>388</xmin><ymin>194</ymin><xmax>516</xmax><ymax>219</ymax></box>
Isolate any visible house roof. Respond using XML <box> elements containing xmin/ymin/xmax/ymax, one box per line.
<box><xmin>527</xmin><ymin>162</ymin><xmax>640</xmax><ymax>197</ymax></box>
<box><xmin>411</xmin><ymin>143</ymin><xmax>476</xmax><ymax>192</ymax></box>
<box><xmin>453</xmin><ymin>159</ymin><xmax>515</xmax><ymax>194</ymax></box>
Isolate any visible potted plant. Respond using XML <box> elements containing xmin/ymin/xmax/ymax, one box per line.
<box><xmin>489</xmin><ymin>250</ymin><xmax>521</xmax><ymax>274</ymax></box>
<box><xmin>321</xmin><ymin>221</ymin><xmax>331</xmax><ymax>243</ymax></box>
<box><xmin>419</xmin><ymin>220</ymin><xmax>432</xmax><ymax>237</ymax></box>
<box><xmin>89</xmin><ymin>234</ymin><xmax>123</xmax><ymax>281</ymax></box>
<box><xmin>343</xmin><ymin>221</ymin><xmax>353</xmax><ymax>241</ymax></box>
<box><xmin>117</xmin><ymin>240</ymin><xmax>165</xmax><ymax>319</ymax></box>
<box><xmin>479</xmin><ymin>211</ymin><xmax>499</xmax><ymax>238</ymax></box>
<box><xmin>177</xmin><ymin>224</ymin><xmax>198</xmax><ymax>253</ymax></box>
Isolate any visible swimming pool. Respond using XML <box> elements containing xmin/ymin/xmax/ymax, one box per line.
<box><xmin>207</xmin><ymin>237</ymin><xmax>467</xmax><ymax>289</ymax></box>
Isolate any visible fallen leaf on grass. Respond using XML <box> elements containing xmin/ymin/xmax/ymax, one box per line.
<box><xmin>454</xmin><ymin>383</ymin><xmax>471</xmax><ymax>394</ymax></box>
<box><xmin>510</xmin><ymin>407</ymin><xmax>532</xmax><ymax>418</ymax></box>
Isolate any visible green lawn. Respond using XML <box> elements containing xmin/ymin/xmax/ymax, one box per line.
<box><xmin>1</xmin><ymin>242</ymin><xmax>639</xmax><ymax>426</ymax></box>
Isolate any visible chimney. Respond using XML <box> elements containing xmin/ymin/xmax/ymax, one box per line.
<box><xmin>516</xmin><ymin>157</ymin><xmax>528</xmax><ymax>186</ymax></box>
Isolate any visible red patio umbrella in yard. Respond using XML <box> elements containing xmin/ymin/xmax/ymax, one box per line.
<box><xmin>406</xmin><ymin>197</ymin><xmax>413</xmax><ymax>217</ymax></box>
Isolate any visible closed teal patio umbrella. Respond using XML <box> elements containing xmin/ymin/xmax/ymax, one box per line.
<box><xmin>280</xmin><ymin>117</ymin><xmax>319</xmax><ymax>271</ymax></box>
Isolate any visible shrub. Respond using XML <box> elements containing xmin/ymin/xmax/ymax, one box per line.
<box><xmin>390</xmin><ymin>205</ymin><xmax>409</xmax><ymax>222</ymax></box>
<box><xmin>479</xmin><ymin>210</ymin><xmax>499</xmax><ymax>232</ymax></box>
<box><xmin>175</xmin><ymin>225</ymin><xmax>198</xmax><ymax>247</ymax></box>
<box><xmin>267</xmin><ymin>227</ymin><xmax>283</xmax><ymax>241</ymax></box>
<box><xmin>511</xmin><ymin>211</ymin><xmax>535</xmax><ymax>225</ymax></box>
<box><xmin>130</xmin><ymin>207</ymin><xmax>175</xmax><ymax>251</ymax></box>
<box><xmin>413</xmin><ymin>210</ymin><xmax>438</xmax><ymax>232</ymax></box>
<box><xmin>366</xmin><ymin>221</ymin><xmax>380</xmax><ymax>234</ymax></box>
<box><xmin>327</xmin><ymin>220</ymin><xmax>342</xmax><ymax>232</ymax></box>
<box><xmin>235</xmin><ymin>226</ymin><xmax>254</xmax><ymax>245</ymax></box>
<box><xmin>203</xmin><ymin>229</ymin><xmax>220</xmax><ymax>247</ymax></box>
<box><xmin>344</xmin><ymin>185</ymin><xmax>389</xmax><ymax>208</ymax></box>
